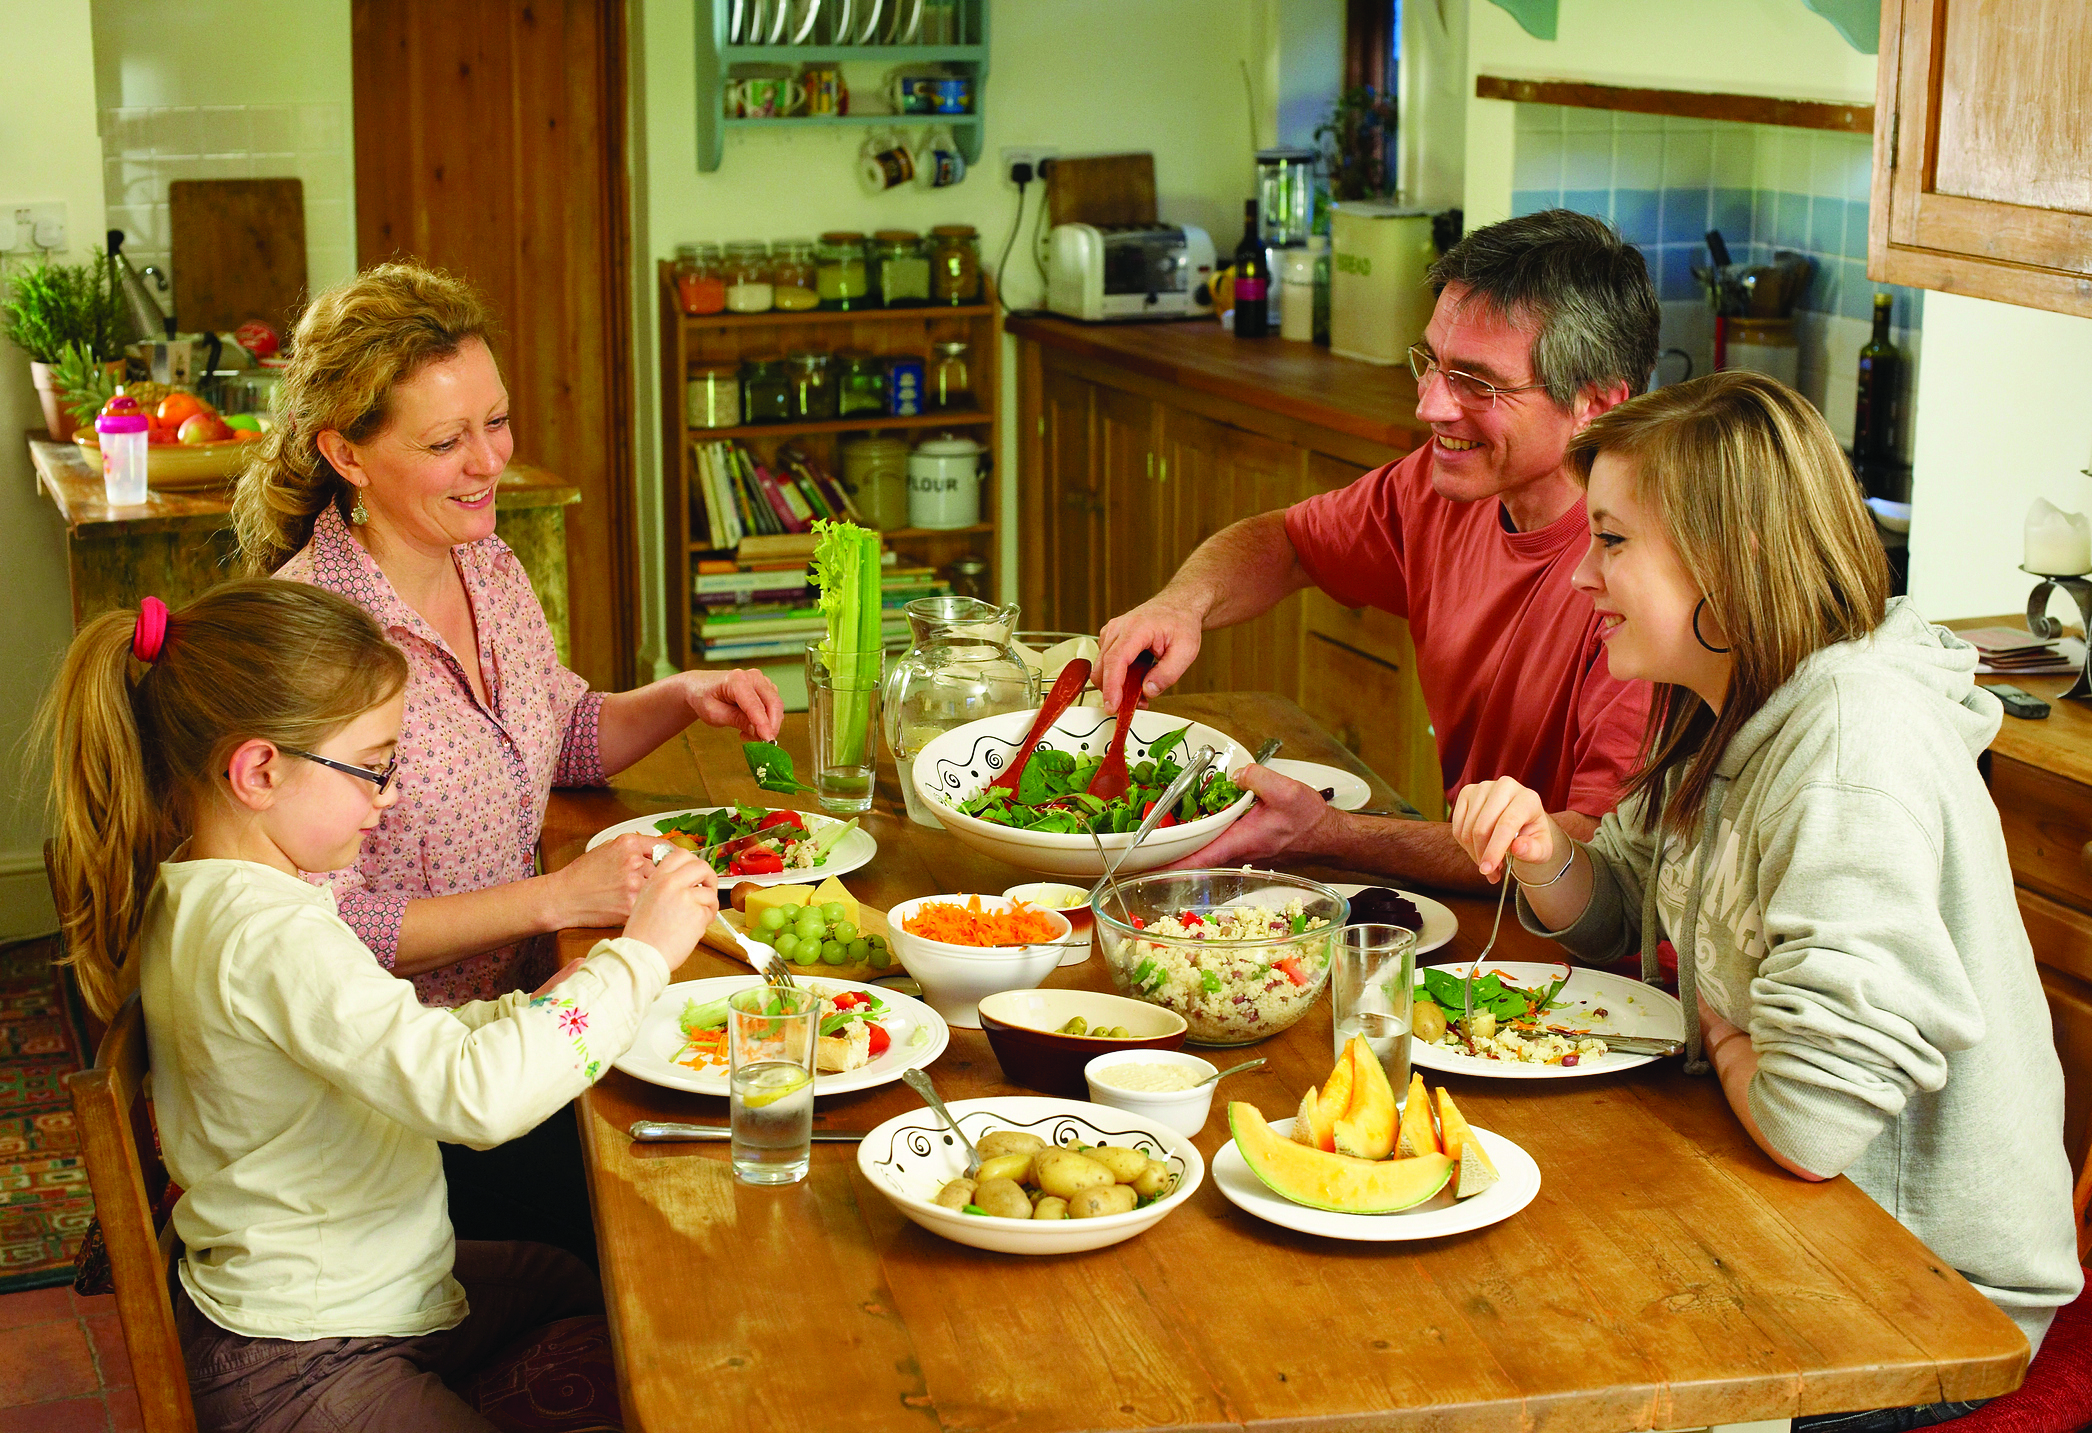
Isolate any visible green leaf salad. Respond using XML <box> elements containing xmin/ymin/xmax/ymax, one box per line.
<box><xmin>947</xmin><ymin>724</ymin><xmax>1246</xmax><ymax>835</ymax></box>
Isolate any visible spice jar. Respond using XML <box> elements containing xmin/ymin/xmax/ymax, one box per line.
<box><xmin>770</xmin><ymin>239</ymin><xmax>818</xmax><ymax>312</ymax></box>
<box><xmin>873</xmin><ymin>230</ymin><xmax>929</xmax><ymax>308</ymax></box>
<box><xmin>740</xmin><ymin>356</ymin><xmax>792</xmax><ymax>424</ymax></box>
<box><xmin>815</xmin><ymin>231</ymin><xmax>870</xmax><ymax>310</ymax></box>
<box><xmin>837</xmin><ymin>350</ymin><xmax>887</xmax><ymax>416</ymax></box>
<box><xmin>687</xmin><ymin>362</ymin><xmax>740</xmax><ymax>430</ymax></box>
<box><xmin>675</xmin><ymin>242</ymin><xmax>728</xmax><ymax>315</ymax></box>
<box><xmin>928</xmin><ymin>225</ymin><xmax>980</xmax><ymax>304</ymax></box>
<box><xmin>841</xmin><ymin>435</ymin><xmax>911</xmax><ymax>530</ymax></box>
<box><xmin>788</xmin><ymin>351</ymin><xmax>837</xmax><ymax>421</ymax></box>
<box><xmin>724</xmin><ymin>241</ymin><xmax>773</xmax><ymax>313</ymax></box>
<box><xmin>930</xmin><ymin>339</ymin><xmax>971</xmax><ymax>410</ymax></box>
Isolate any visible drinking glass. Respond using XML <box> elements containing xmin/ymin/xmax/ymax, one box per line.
<box><xmin>1333</xmin><ymin>924</ymin><xmax>1418</xmax><ymax>1101</ymax></box>
<box><xmin>727</xmin><ymin>985</ymin><xmax>820</xmax><ymax>1185</ymax></box>
<box><xmin>806</xmin><ymin>642</ymin><xmax>880</xmax><ymax>815</ymax></box>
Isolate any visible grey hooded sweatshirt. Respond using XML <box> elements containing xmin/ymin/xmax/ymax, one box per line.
<box><xmin>1526</xmin><ymin>598</ymin><xmax>2081</xmax><ymax>1353</ymax></box>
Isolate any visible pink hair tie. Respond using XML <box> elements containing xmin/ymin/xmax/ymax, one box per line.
<box><xmin>132</xmin><ymin>596</ymin><xmax>169</xmax><ymax>664</ymax></box>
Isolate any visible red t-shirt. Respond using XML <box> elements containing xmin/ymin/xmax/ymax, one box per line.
<box><xmin>1284</xmin><ymin>446</ymin><xmax>1650</xmax><ymax>816</ymax></box>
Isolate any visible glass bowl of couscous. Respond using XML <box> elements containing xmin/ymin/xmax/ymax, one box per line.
<box><xmin>1091</xmin><ymin>869</ymin><xmax>1349</xmax><ymax>1046</ymax></box>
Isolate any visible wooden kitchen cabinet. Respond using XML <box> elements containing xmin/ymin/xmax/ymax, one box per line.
<box><xmin>1871</xmin><ymin>0</ymin><xmax>2092</xmax><ymax>317</ymax></box>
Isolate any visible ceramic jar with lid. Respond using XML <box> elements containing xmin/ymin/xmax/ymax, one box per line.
<box><xmin>873</xmin><ymin>230</ymin><xmax>929</xmax><ymax>307</ymax></box>
<box><xmin>724</xmin><ymin>241</ymin><xmax>773</xmax><ymax>312</ymax></box>
<box><xmin>816</xmin><ymin>232</ymin><xmax>871</xmax><ymax>310</ymax></box>
<box><xmin>841</xmin><ymin>434</ymin><xmax>910</xmax><ymax>530</ymax></box>
<box><xmin>788</xmin><ymin>351</ymin><xmax>837</xmax><ymax>420</ymax></box>
<box><xmin>928</xmin><ymin>225</ymin><xmax>981</xmax><ymax>304</ymax></box>
<box><xmin>908</xmin><ymin>433</ymin><xmax>986</xmax><ymax>529</ymax></box>
<box><xmin>771</xmin><ymin>239</ymin><xmax>819</xmax><ymax>311</ymax></box>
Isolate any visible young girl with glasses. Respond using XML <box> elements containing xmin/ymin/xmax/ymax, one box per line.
<box><xmin>42</xmin><ymin>580</ymin><xmax>716</xmax><ymax>1430</ymax></box>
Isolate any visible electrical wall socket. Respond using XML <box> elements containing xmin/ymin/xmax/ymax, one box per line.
<box><xmin>0</xmin><ymin>203</ymin><xmax>68</xmax><ymax>254</ymax></box>
<box><xmin>1000</xmin><ymin>148</ymin><xmax>1059</xmax><ymax>185</ymax></box>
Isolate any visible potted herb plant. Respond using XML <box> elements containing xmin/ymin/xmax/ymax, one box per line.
<box><xmin>2</xmin><ymin>256</ymin><xmax>122</xmax><ymax>441</ymax></box>
<box><xmin>1315</xmin><ymin>86</ymin><xmax>1400</xmax><ymax>202</ymax></box>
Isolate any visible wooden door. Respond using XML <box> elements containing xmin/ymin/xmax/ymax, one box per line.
<box><xmin>352</xmin><ymin>0</ymin><xmax>637</xmax><ymax>689</ymax></box>
<box><xmin>1872</xmin><ymin>0</ymin><xmax>2092</xmax><ymax>317</ymax></box>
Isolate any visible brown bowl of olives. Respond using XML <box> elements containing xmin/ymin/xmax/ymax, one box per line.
<box><xmin>977</xmin><ymin>988</ymin><xmax>1188</xmax><ymax>1096</ymax></box>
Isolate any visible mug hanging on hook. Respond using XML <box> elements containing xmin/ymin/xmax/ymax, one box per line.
<box><xmin>863</xmin><ymin>128</ymin><xmax>915</xmax><ymax>191</ymax></box>
<box><xmin>917</xmin><ymin>125</ymin><xmax>966</xmax><ymax>188</ymax></box>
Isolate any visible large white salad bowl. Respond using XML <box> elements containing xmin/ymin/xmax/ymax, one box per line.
<box><xmin>910</xmin><ymin>707</ymin><xmax>1253</xmax><ymax>877</ymax></box>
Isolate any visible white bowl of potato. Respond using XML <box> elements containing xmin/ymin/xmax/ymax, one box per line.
<box><xmin>856</xmin><ymin>1095</ymin><xmax>1205</xmax><ymax>1255</ymax></box>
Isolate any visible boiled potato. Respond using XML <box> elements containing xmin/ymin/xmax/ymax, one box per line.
<box><xmin>975</xmin><ymin>1152</ymin><xmax>1035</xmax><ymax>1185</ymax></box>
<box><xmin>1032</xmin><ymin>1196</ymin><xmax>1069</xmax><ymax>1220</ymax></box>
<box><xmin>1467</xmin><ymin>1009</ymin><xmax>1497</xmax><ymax>1041</ymax></box>
<box><xmin>1067</xmin><ymin>1183</ymin><xmax>1139</xmax><ymax>1219</ymax></box>
<box><xmin>976</xmin><ymin>1130</ymin><xmax>1047</xmax><ymax>1161</ymax></box>
<box><xmin>1033</xmin><ymin>1147</ymin><xmax>1115</xmax><ymax>1200</ymax></box>
<box><xmin>972</xmin><ymin>1177</ymin><xmax>1033</xmax><ymax>1219</ymax></box>
<box><xmin>1412</xmin><ymin>999</ymin><xmax>1448</xmax><ymax>1044</ymax></box>
<box><xmin>1131</xmin><ymin>1159</ymin><xmax>1174</xmax><ymax>1200</ymax></box>
<box><xmin>933</xmin><ymin>1178</ymin><xmax>976</xmax><ymax>1210</ymax></box>
<box><xmin>1085</xmin><ymin>1145</ymin><xmax>1150</xmax><ymax>1183</ymax></box>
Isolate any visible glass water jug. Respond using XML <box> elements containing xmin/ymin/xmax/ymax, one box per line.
<box><xmin>881</xmin><ymin>596</ymin><xmax>1039</xmax><ymax>827</ymax></box>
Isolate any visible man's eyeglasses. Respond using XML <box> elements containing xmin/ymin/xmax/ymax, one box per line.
<box><xmin>283</xmin><ymin>747</ymin><xmax>400</xmax><ymax>796</ymax></box>
<box><xmin>1407</xmin><ymin>344</ymin><xmax>1549</xmax><ymax>411</ymax></box>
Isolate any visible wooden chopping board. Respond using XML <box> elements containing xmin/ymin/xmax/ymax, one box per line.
<box><xmin>700</xmin><ymin>904</ymin><xmax>902</xmax><ymax>985</ymax></box>
<box><xmin>169</xmin><ymin>179</ymin><xmax>307</xmax><ymax>336</ymax></box>
<box><xmin>1047</xmin><ymin>152</ymin><xmax>1158</xmax><ymax>229</ymax></box>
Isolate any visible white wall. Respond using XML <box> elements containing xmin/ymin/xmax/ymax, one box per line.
<box><xmin>0</xmin><ymin>0</ymin><xmax>106</xmax><ymax>936</ymax></box>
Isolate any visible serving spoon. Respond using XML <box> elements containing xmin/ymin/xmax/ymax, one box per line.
<box><xmin>1194</xmin><ymin>1056</ymin><xmax>1267</xmax><ymax>1088</ymax></box>
<box><xmin>989</xmin><ymin>657</ymin><xmax>1092</xmax><ymax>795</ymax></box>
<box><xmin>1086</xmin><ymin>650</ymin><xmax>1157</xmax><ymax>801</ymax></box>
<box><xmin>902</xmin><ymin>1067</ymin><xmax>982</xmax><ymax>1178</ymax></box>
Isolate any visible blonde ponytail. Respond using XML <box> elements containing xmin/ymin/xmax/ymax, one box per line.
<box><xmin>37</xmin><ymin>581</ymin><xmax>409</xmax><ymax>1019</ymax></box>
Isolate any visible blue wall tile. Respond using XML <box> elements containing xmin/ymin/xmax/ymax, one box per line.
<box><xmin>1562</xmin><ymin>188</ymin><xmax>1610</xmax><ymax>222</ymax></box>
<box><xmin>1613</xmin><ymin>188</ymin><xmax>1660</xmax><ymax>244</ymax></box>
<box><xmin>1774</xmin><ymin>192</ymin><xmax>1810</xmax><ymax>251</ymax></box>
<box><xmin>1659</xmin><ymin>189</ymin><xmax>1708</xmax><ymax>244</ymax></box>
<box><xmin>1841</xmin><ymin>259</ymin><xmax>1873</xmax><ymax>320</ymax></box>
<box><xmin>1660</xmin><ymin>244</ymin><xmax>1704</xmax><ymax>303</ymax></box>
<box><xmin>1711</xmin><ymin>188</ymin><xmax>1752</xmax><ymax>247</ymax></box>
<box><xmin>1843</xmin><ymin>198</ymin><xmax>1870</xmax><ymax>260</ymax></box>
<box><xmin>1511</xmin><ymin>189</ymin><xmax>1557</xmax><ymax>218</ymax></box>
<box><xmin>1808</xmin><ymin>198</ymin><xmax>1845</xmax><ymax>256</ymax></box>
<box><xmin>1801</xmin><ymin>254</ymin><xmax>1836</xmax><ymax>315</ymax></box>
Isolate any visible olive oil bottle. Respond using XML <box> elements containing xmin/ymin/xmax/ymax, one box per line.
<box><xmin>1851</xmin><ymin>292</ymin><xmax>1900</xmax><ymax>490</ymax></box>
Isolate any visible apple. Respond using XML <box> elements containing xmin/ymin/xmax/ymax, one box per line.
<box><xmin>178</xmin><ymin>414</ymin><xmax>229</xmax><ymax>445</ymax></box>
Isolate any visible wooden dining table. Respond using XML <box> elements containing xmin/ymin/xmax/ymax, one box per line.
<box><xmin>541</xmin><ymin>692</ymin><xmax>2028</xmax><ymax>1433</ymax></box>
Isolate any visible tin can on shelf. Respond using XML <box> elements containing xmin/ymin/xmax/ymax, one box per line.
<box><xmin>687</xmin><ymin>363</ymin><xmax>740</xmax><ymax>430</ymax></box>
<box><xmin>886</xmin><ymin>354</ymin><xmax>925</xmax><ymax>416</ymax></box>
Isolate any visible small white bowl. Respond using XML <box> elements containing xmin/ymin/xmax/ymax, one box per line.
<box><xmin>856</xmin><ymin>1095</ymin><xmax>1204</xmax><ymax>1255</ymax></box>
<box><xmin>1083</xmin><ymin>1050</ymin><xmax>1220</xmax><ymax>1136</ymax></box>
<box><xmin>886</xmin><ymin>895</ymin><xmax>1071</xmax><ymax>1028</ymax></box>
<box><xmin>1002</xmin><ymin>881</ymin><xmax>1095</xmax><ymax>966</ymax></box>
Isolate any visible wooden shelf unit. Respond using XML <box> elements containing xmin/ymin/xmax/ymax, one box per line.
<box><xmin>658</xmin><ymin>260</ymin><xmax>1002</xmax><ymax>675</ymax></box>
<box><xmin>1474</xmin><ymin>75</ymin><xmax>1873</xmax><ymax>134</ymax></box>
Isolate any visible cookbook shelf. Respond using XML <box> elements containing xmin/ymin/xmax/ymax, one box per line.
<box><xmin>657</xmin><ymin>259</ymin><xmax>1002</xmax><ymax>685</ymax></box>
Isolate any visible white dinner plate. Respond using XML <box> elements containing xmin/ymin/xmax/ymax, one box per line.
<box><xmin>613</xmin><ymin>974</ymin><xmax>948</xmax><ymax>1099</ymax></box>
<box><xmin>1327</xmin><ymin>883</ymin><xmax>1457</xmax><ymax>956</ymax></box>
<box><xmin>1267</xmin><ymin>759</ymin><xmax>1373</xmax><ymax>811</ymax></box>
<box><xmin>1213</xmin><ymin>1116</ymin><xmax>1539</xmax><ymax>1241</ymax></box>
<box><xmin>1409</xmin><ymin>960</ymin><xmax>1685</xmax><ymax>1080</ymax></box>
<box><xmin>585</xmin><ymin>807</ymin><xmax>878</xmax><ymax>889</ymax></box>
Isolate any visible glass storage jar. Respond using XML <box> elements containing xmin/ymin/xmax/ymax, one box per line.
<box><xmin>928</xmin><ymin>225</ymin><xmax>980</xmax><ymax>304</ymax></box>
<box><xmin>873</xmin><ymin>230</ymin><xmax>929</xmax><ymax>307</ymax></box>
<box><xmin>771</xmin><ymin>239</ymin><xmax>819</xmax><ymax>311</ymax></box>
<box><xmin>740</xmin><ymin>356</ymin><xmax>792</xmax><ymax>424</ymax></box>
<box><xmin>724</xmin><ymin>241</ymin><xmax>773</xmax><ymax>312</ymax></box>
<box><xmin>675</xmin><ymin>242</ymin><xmax>727</xmax><ymax>315</ymax></box>
<box><xmin>816</xmin><ymin>231</ymin><xmax>870</xmax><ymax>310</ymax></box>
<box><xmin>880</xmin><ymin>596</ymin><xmax>1039</xmax><ymax>827</ymax></box>
<box><xmin>840</xmin><ymin>434</ymin><xmax>911</xmax><ymax>530</ymax></box>
<box><xmin>788</xmin><ymin>351</ymin><xmax>837</xmax><ymax>421</ymax></box>
<box><xmin>837</xmin><ymin>350</ymin><xmax>887</xmax><ymax>416</ymax></box>
<box><xmin>687</xmin><ymin>362</ymin><xmax>740</xmax><ymax>430</ymax></box>
<box><xmin>929</xmin><ymin>339</ymin><xmax>971</xmax><ymax>410</ymax></box>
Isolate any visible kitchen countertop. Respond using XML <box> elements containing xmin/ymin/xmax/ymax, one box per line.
<box><xmin>1006</xmin><ymin>313</ymin><xmax>1429</xmax><ymax>452</ymax></box>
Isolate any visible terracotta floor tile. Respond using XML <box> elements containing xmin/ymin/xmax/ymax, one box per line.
<box><xmin>0</xmin><ymin>1396</ymin><xmax>108</xmax><ymax>1433</ymax></box>
<box><xmin>82</xmin><ymin>1316</ymin><xmax>129</xmax><ymax>1390</ymax></box>
<box><xmin>66</xmin><ymin>1294</ymin><xmax>114</xmax><ymax>1320</ymax></box>
<box><xmin>0</xmin><ymin>1289</ymin><xmax>76</xmax><ymax>1332</ymax></box>
<box><xmin>0</xmin><ymin>1321</ymin><xmax>100</xmax><ymax>1407</ymax></box>
<box><xmin>103</xmin><ymin>1386</ymin><xmax>141</xmax><ymax>1433</ymax></box>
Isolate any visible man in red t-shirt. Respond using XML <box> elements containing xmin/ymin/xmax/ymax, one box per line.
<box><xmin>1097</xmin><ymin>210</ymin><xmax>1658</xmax><ymax>891</ymax></box>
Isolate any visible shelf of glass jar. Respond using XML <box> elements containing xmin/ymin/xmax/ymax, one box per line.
<box><xmin>678</xmin><ymin>302</ymin><xmax>992</xmax><ymax>328</ymax></box>
<box><xmin>670</xmin><ymin>230</ymin><xmax>984</xmax><ymax>316</ymax></box>
<box><xmin>683</xmin><ymin>408</ymin><xmax>988</xmax><ymax>442</ymax></box>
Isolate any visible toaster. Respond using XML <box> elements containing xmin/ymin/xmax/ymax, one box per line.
<box><xmin>1046</xmin><ymin>222</ymin><xmax>1217</xmax><ymax>322</ymax></box>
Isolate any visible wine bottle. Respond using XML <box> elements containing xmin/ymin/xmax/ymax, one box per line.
<box><xmin>1852</xmin><ymin>292</ymin><xmax>1899</xmax><ymax>486</ymax></box>
<box><xmin>1232</xmin><ymin>199</ymin><xmax>1270</xmax><ymax>339</ymax></box>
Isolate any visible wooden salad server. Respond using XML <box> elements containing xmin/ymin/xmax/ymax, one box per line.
<box><xmin>989</xmin><ymin>656</ymin><xmax>1093</xmax><ymax>794</ymax></box>
<box><xmin>1086</xmin><ymin>650</ymin><xmax>1157</xmax><ymax>801</ymax></box>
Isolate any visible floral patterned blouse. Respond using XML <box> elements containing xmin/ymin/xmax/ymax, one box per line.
<box><xmin>277</xmin><ymin>504</ymin><xmax>605</xmax><ymax>1006</ymax></box>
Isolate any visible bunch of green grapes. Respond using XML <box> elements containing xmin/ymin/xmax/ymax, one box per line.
<box><xmin>757</xmin><ymin>902</ymin><xmax>894</xmax><ymax>969</ymax></box>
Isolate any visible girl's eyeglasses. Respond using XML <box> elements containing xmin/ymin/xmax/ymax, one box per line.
<box><xmin>283</xmin><ymin>747</ymin><xmax>400</xmax><ymax>796</ymax></box>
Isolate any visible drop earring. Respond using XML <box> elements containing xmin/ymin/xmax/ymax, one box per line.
<box><xmin>350</xmin><ymin>492</ymin><xmax>370</xmax><ymax>526</ymax></box>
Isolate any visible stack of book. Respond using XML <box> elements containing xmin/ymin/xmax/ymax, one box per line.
<box><xmin>691</xmin><ymin>440</ymin><xmax>864</xmax><ymax>551</ymax></box>
<box><xmin>694</xmin><ymin>558</ymin><xmax>948</xmax><ymax>665</ymax></box>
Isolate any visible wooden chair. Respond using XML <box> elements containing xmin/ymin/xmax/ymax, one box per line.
<box><xmin>67</xmin><ymin>995</ymin><xmax>197</xmax><ymax>1433</ymax></box>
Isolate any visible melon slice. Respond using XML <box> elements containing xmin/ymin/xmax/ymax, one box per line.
<box><xmin>1294</xmin><ymin>1086</ymin><xmax>1332</xmax><ymax>1150</ymax></box>
<box><xmin>1229</xmin><ymin>1103</ymin><xmax>1452</xmax><ymax>1215</ymax></box>
<box><xmin>1395</xmin><ymin>1072</ymin><xmax>1440</xmax><ymax>1158</ymax></box>
<box><xmin>1312</xmin><ymin>1042</ymin><xmax>1357</xmax><ymax>1137</ymax></box>
<box><xmin>1434</xmin><ymin>1087</ymin><xmax>1499</xmax><ymax>1199</ymax></box>
<box><xmin>1330</xmin><ymin>1035</ymin><xmax>1396</xmax><ymax>1161</ymax></box>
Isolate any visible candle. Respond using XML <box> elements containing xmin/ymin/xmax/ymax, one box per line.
<box><xmin>2025</xmin><ymin>498</ymin><xmax>2092</xmax><ymax>576</ymax></box>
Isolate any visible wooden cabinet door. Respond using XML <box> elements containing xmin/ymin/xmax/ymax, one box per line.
<box><xmin>1039</xmin><ymin>365</ymin><xmax>1104</xmax><ymax>637</ymax></box>
<box><xmin>1157</xmin><ymin>405</ymin><xmax>1231</xmax><ymax>695</ymax></box>
<box><xmin>1096</xmin><ymin>385</ymin><xmax>1159</xmax><ymax>636</ymax></box>
<box><xmin>1873</xmin><ymin>0</ymin><xmax>2092</xmax><ymax>316</ymax></box>
<box><xmin>1300</xmin><ymin>632</ymin><xmax>1447</xmax><ymax>819</ymax></box>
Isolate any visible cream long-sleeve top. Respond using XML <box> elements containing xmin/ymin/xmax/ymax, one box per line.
<box><xmin>138</xmin><ymin>857</ymin><xmax>667</xmax><ymax>1341</ymax></box>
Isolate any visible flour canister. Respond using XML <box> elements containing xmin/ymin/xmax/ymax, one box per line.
<box><xmin>907</xmin><ymin>434</ymin><xmax>985</xmax><ymax>529</ymax></box>
<box><xmin>1329</xmin><ymin>202</ymin><xmax>1438</xmax><ymax>367</ymax></box>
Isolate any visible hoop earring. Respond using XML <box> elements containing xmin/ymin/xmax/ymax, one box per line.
<box><xmin>1693</xmin><ymin>597</ymin><xmax>1731</xmax><ymax>655</ymax></box>
<box><xmin>349</xmin><ymin>493</ymin><xmax>370</xmax><ymax>526</ymax></box>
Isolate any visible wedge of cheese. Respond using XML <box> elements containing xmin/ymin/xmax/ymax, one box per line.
<box><xmin>743</xmin><ymin>883</ymin><xmax>818</xmax><ymax>926</ymax></box>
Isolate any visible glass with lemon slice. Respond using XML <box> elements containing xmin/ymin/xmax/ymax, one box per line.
<box><xmin>728</xmin><ymin>986</ymin><xmax>821</xmax><ymax>1184</ymax></box>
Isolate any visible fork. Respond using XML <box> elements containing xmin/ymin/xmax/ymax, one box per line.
<box><xmin>1462</xmin><ymin>872</ymin><xmax>1514</xmax><ymax>1055</ymax></box>
<box><xmin>761</xmin><ymin>954</ymin><xmax>799</xmax><ymax>991</ymax></box>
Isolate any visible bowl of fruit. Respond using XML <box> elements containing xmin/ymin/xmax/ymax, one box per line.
<box><xmin>74</xmin><ymin>387</ymin><xmax>269</xmax><ymax>491</ymax></box>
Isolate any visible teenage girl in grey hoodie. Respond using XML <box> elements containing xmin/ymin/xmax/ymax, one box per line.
<box><xmin>1451</xmin><ymin>373</ymin><xmax>2080</xmax><ymax>1418</ymax></box>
